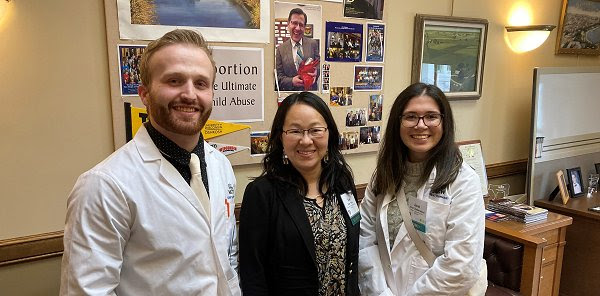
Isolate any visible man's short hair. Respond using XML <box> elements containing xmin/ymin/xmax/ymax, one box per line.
<box><xmin>288</xmin><ymin>8</ymin><xmax>307</xmax><ymax>25</ymax></box>
<box><xmin>140</xmin><ymin>29</ymin><xmax>216</xmax><ymax>87</ymax></box>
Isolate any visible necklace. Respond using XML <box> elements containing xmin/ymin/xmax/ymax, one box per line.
<box><xmin>306</xmin><ymin>194</ymin><xmax>324</xmax><ymax>207</ymax></box>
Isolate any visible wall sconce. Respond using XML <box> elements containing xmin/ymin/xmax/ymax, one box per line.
<box><xmin>505</xmin><ymin>25</ymin><xmax>556</xmax><ymax>53</ymax></box>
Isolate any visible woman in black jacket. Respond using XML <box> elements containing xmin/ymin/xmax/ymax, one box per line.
<box><xmin>239</xmin><ymin>92</ymin><xmax>359</xmax><ymax>295</ymax></box>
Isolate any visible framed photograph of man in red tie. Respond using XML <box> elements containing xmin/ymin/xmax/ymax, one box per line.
<box><xmin>274</xmin><ymin>2</ymin><xmax>322</xmax><ymax>92</ymax></box>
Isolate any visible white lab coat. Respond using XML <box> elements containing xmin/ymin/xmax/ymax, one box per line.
<box><xmin>358</xmin><ymin>163</ymin><xmax>485</xmax><ymax>296</ymax></box>
<box><xmin>60</xmin><ymin>126</ymin><xmax>241</xmax><ymax>296</ymax></box>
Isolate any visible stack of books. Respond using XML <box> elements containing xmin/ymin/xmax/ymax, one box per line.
<box><xmin>487</xmin><ymin>199</ymin><xmax>548</xmax><ymax>223</ymax></box>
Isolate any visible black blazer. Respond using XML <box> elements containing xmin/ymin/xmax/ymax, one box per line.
<box><xmin>239</xmin><ymin>176</ymin><xmax>360</xmax><ymax>295</ymax></box>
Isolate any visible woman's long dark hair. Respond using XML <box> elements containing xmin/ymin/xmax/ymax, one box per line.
<box><xmin>261</xmin><ymin>92</ymin><xmax>355</xmax><ymax>198</ymax></box>
<box><xmin>371</xmin><ymin>83</ymin><xmax>462</xmax><ymax>196</ymax></box>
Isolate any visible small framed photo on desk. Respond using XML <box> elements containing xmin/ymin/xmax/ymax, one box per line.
<box><xmin>566</xmin><ymin>167</ymin><xmax>584</xmax><ymax>197</ymax></box>
<box><xmin>556</xmin><ymin>170</ymin><xmax>570</xmax><ymax>204</ymax></box>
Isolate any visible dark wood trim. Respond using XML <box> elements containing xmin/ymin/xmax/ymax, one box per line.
<box><xmin>0</xmin><ymin>231</ymin><xmax>64</xmax><ymax>266</ymax></box>
<box><xmin>486</xmin><ymin>159</ymin><xmax>528</xmax><ymax>179</ymax></box>
<box><xmin>0</xmin><ymin>160</ymin><xmax>527</xmax><ymax>266</ymax></box>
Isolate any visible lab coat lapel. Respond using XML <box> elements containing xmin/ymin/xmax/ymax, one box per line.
<box><xmin>279</xmin><ymin>188</ymin><xmax>317</xmax><ymax>266</ymax></box>
<box><xmin>378</xmin><ymin>192</ymin><xmax>393</xmax><ymax>250</ymax></box>
<box><xmin>134</xmin><ymin>125</ymin><xmax>210</xmax><ymax>225</ymax></box>
<box><xmin>376</xmin><ymin>192</ymin><xmax>398</xmax><ymax>294</ymax></box>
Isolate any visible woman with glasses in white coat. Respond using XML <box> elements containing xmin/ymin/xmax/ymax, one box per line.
<box><xmin>358</xmin><ymin>83</ymin><xmax>487</xmax><ymax>295</ymax></box>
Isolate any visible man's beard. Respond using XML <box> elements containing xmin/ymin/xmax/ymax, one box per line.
<box><xmin>147</xmin><ymin>95</ymin><xmax>211</xmax><ymax>136</ymax></box>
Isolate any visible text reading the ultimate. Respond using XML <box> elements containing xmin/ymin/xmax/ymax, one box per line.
<box><xmin>214</xmin><ymin>81</ymin><xmax>258</xmax><ymax>91</ymax></box>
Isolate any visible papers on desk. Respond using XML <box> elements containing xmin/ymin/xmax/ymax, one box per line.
<box><xmin>487</xmin><ymin>198</ymin><xmax>548</xmax><ymax>223</ymax></box>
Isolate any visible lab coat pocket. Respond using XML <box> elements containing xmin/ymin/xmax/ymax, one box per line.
<box><xmin>425</xmin><ymin>199</ymin><xmax>450</xmax><ymax>254</ymax></box>
<box><xmin>358</xmin><ymin>245</ymin><xmax>389</xmax><ymax>296</ymax></box>
<box><xmin>405</xmin><ymin>256</ymin><xmax>429</xmax><ymax>294</ymax></box>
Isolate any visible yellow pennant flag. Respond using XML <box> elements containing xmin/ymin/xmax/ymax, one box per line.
<box><xmin>202</xmin><ymin>119</ymin><xmax>250</xmax><ymax>140</ymax></box>
<box><xmin>125</xmin><ymin>104</ymin><xmax>249</xmax><ymax>141</ymax></box>
<box><xmin>124</xmin><ymin>105</ymin><xmax>149</xmax><ymax>141</ymax></box>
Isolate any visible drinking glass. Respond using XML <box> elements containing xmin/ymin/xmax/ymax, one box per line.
<box><xmin>587</xmin><ymin>173</ymin><xmax>599</xmax><ymax>197</ymax></box>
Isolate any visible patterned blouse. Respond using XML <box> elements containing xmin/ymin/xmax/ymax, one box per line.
<box><xmin>387</xmin><ymin>161</ymin><xmax>425</xmax><ymax>249</ymax></box>
<box><xmin>303</xmin><ymin>195</ymin><xmax>347</xmax><ymax>296</ymax></box>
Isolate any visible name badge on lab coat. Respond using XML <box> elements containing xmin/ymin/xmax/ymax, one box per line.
<box><xmin>341</xmin><ymin>193</ymin><xmax>361</xmax><ymax>225</ymax></box>
<box><xmin>409</xmin><ymin>197</ymin><xmax>427</xmax><ymax>233</ymax></box>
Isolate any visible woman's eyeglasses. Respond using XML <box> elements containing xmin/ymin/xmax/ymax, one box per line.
<box><xmin>283</xmin><ymin>127</ymin><xmax>328</xmax><ymax>139</ymax></box>
<box><xmin>400</xmin><ymin>113</ymin><xmax>443</xmax><ymax>128</ymax></box>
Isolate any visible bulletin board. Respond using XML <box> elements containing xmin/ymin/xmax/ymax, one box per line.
<box><xmin>104</xmin><ymin>0</ymin><xmax>387</xmax><ymax>166</ymax></box>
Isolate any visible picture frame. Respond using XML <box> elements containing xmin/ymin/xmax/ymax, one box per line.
<box><xmin>556</xmin><ymin>170</ymin><xmax>570</xmax><ymax>205</ymax></box>
<box><xmin>566</xmin><ymin>167</ymin><xmax>585</xmax><ymax>197</ymax></box>
<box><xmin>365</xmin><ymin>23</ymin><xmax>385</xmax><ymax>62</ymax></box>
<box><xmin>555</xmin><ymin>0</ymin><xmax>600</xmax><ymax>55</ymax></box>
<box><xmin>411</xmin><ymin>14</ymin><xmax>488</xmax><ymax>100</ymax></box>
<box><xmin>353</xmin><ymin>65</ymin><xmax>383</xmax><ymax>91</ymax></box>
<box><xmin>325</xmin><ymin>21</ymin><xmax>363</xmax><ymax>62</ymax></box>
<box><xmin>118</xmin><ymin>45</ymin><xmax>146</xmax><ymax>96</ymax></box>
<box><xmin>457</xmin><ymin>140</ymin><xmax>488</xmax><ymax>197</ymax></box>
<box><xmin>116</xmin><ymin>0</ymin><xmax>270</xmax><ymax>43</ymax></box>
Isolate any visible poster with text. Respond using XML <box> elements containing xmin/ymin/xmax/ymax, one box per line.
<box><xmin>366</xmin><ymin>23</ymin><xmax>385</xmax><ymax>62</ymax></box>
<box><xmin>343</xmin><ymin>0</ymin><xmax>384</xmax><ymax>20</ymax></box>
<box><xmin>325</xmin><ymin>22</ymin><xmax>363</xmax><ymax>62</ymax></box>
<box><xmin>118</xmin><ymin>45</ymin><xmax>146</xmax><ymax>96</ymax></box>
<box><xmin>124</xmin><ymin>102</ymin><xmax>251</xmax><ymax>142</ymax></box>
<box><xmin>117</xmin><ymin>0</ymin><xmax>270</xmax><ymax>43</ymax></box>
<box><xmin>211</xmin><ymin>47</ymin><xmax>264</xmax><ymax>122</ymax></box>
<box><xmin>274</xmin><ymin>2</ymin><xmax>322</xmax><ymax>92</ymax></box>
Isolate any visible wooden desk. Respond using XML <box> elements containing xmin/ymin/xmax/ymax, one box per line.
<box><xmin>485</xmin><ymin>212</ymin><xmax>572</xmax><ymax>296</ymax></box>
<box><xmin>535</xmin><ymin>194</ymin><xmax>600</xmax><ymax>296</ymax></box>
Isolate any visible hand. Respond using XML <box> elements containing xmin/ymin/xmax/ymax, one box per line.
<box><xmin>292</xmin><ymin>75</ymin><xmax>304</xmax><ymax>87</ymax></box>
<box><xmin>308</xmin><ymin>69</ymin><xmax>317</xmax><ymax>77</ymax></box>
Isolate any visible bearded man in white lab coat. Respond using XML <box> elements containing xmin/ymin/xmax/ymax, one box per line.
<box><xmin>60</xmin><ymin>29</ymin><xmax>240</xmax><ymax>296</ymax></box>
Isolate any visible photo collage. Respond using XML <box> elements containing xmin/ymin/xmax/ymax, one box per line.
<box><xmin>118</xmin><ymin>0</ymin><xmax>387</xmax><ymax>158</ymax></box>
<box><xmin>270</xmin><ymin>1</ymin><xmax>386</xmax><ymax>152</ymax></box>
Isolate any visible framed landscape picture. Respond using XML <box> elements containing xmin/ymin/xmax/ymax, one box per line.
<box><xmin>411</xmin><ymin>14</ymin><xmax>488</xmax><ymax>100</ymax></box>
<box><xmin>555</xmin><ymin>0</ymin><xmax>600</xmax><ymax>55</ymax></box>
